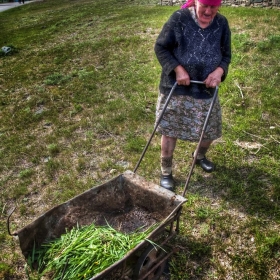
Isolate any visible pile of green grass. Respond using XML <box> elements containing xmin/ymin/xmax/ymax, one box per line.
<box><xmin>28</xmin><ymin>223</ymin><xmax>156</xmax><ymax>280</ymax></box>
<box><xmin>0</xmin><ymin>0</ymin><xmax>279</xmax><ymax>279</ymax></box>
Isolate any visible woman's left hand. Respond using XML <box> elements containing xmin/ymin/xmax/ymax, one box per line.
<box><xmin>204</xmin><ymin>67</ymin><xmax>224</xmax><ymax>88</ymax></box>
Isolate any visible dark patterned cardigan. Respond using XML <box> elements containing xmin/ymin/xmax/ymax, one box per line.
<box><xmin>154</xmin><ymin>8</ymin><xmax>231</xmax><ymax>99</ymax></box>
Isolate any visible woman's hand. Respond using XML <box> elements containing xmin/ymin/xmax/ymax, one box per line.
<box><xmin>174</xmin><ymin>65</ymin><xmax>190</xmax><ymax>86</ymax></box>
<box><xmin>204</xmin><ymin>67</ymin><xmax>224</xmax><ymax>88</ymax></box>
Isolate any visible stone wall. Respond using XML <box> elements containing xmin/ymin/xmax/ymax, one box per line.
<box><xmin>161</xmin><ymin>0</ymin><xmax>280</xmax><ymax>7</ymax></box>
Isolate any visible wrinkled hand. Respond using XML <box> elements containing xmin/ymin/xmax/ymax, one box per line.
<box><xmin>204</xmin><ymin>67</ymin><xmax>224</xmax><ymax>88</ymax></box>
<box><xmin>174</xmin><ymin>65</ymin><xmax>190</xmax><ymax>86</ymax></box>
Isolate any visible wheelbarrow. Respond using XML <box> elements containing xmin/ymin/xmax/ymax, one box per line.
<box><xmin>8</xmin><ymin>81</ymin><xmax>219</xmax><ymax>280</ymax></box>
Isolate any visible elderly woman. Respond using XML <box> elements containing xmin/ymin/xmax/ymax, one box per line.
<box><xmin>155</xmin><ymin>0</ymin><xmax>231</xmax><ymax>190</ymax></box>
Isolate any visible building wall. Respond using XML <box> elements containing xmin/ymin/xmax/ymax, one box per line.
<box><xmin>161</xmin><ymin>0</ymin><xmax>280</xmax><ymax>7</ymax></box>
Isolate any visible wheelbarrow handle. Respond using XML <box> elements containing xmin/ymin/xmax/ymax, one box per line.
<box><xmin>190</xmin><ymin>80</ymin><xmax>205</xmax><ymax>85</ymax></box>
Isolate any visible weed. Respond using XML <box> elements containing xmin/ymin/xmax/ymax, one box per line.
<box><xmin>44</xmin><ymin>72</ymin><xmax>72</xmax><ymax>85</ymax></box>
<box><xmin>46</xmin><ymin>143</ymin><xmax>59</xmax><ymax>156</ymax></box>
<box><xmin>0</xmin><ymin>263</ymin><xmax>12</xmax><ymax>279</ymax></box>
<box><xmin>19</xmin><ymin>169</ymin><xmax>34</xmax><ymax>179</ymax></box>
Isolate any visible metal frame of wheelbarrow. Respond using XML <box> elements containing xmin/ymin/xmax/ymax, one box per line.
<box><xmin>9</xmin><ymin>171</ymin><xmax>187</xmax><ymax>280</ymax></box>
<box><xmin>134</xmin><ymin>80</ymin><xmax>219</xmax><ymax>197</ymax></box>
<box><xmin>129</xmin><ymin>80</ymin><xmax>219</xmax><ymax>279</ymax></box>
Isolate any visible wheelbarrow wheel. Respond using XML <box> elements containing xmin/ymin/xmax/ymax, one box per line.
<box><xmin>133</xmin><ymin>244</ymin><xmax>168</xmax><ymax>280</ymax></box>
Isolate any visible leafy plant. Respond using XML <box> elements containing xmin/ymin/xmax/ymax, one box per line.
<box><xmin>44</xmin><ymin>73</ymin><xmax>72</xmax><ymax>85</ymax></box>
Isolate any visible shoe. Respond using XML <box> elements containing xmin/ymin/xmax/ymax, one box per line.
<box><xmin>195</xmin><ymin>156</ymin><xmax>215</xmax><ymax>173</ymax></box>
<box><xmin>160</xmin><ymin>173</ymin><xmax>175</xmax><ymax>191</ymax></box>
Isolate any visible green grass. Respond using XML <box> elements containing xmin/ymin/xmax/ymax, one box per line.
<box><xmin>0</xmin><ymin>0</ymin><xmax>280</xmax><ymax>279</ymax></box>
<box><xmin>28</xmin><ymin>223</ymin><xmax>158</xmax><ymax>279</ymax></box>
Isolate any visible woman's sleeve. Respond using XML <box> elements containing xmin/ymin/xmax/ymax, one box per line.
<box><xmin>219</xmin><ymin>19</ymin><xmax>231</xmax><ymax>81</ymax></box>
<box><xmin>154</xmin><ymin>12</ymin><xmax>181</xmax><ymax>76</ymax></box>
<box><xmin>219</xmin><ymin>18</ymin><xmax>232</xmax><ymax>81</ymax></box>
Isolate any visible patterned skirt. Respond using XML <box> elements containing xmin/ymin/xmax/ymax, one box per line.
<box><xmin>155</xmin><ymin>93</ymin><xmax>222</xmax><ymax>141</ymax></box>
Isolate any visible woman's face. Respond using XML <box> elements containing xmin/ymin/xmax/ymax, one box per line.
<box><xmin>195</xmin><ymin>0</ymin><xmax>220</xmax><ymax>26</ymax></box>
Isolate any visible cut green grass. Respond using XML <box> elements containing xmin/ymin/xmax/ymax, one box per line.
<box><xmin>26</xmin><ymin>223</ymin><xmax>157</xmax><ymax>279</ymax></box>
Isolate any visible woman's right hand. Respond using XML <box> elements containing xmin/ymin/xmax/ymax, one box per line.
<box><xmin>174</xmin><ymin>65</ymin><xmax>190</xmax><ymax>86</ymax></box>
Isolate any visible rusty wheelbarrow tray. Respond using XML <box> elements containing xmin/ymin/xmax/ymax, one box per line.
<box><xmin>13</xmin><ymin>170</ymin><xmax>187</xmax><ymax>279</ymax></box>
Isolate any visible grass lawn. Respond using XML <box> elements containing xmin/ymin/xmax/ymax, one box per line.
<box><xmin>0</xmin><ymin>0</ymin><xmax>280</xmax><ymax>279</ymax></box>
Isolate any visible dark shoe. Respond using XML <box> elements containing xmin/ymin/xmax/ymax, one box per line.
<box><xmin>160</xmin><ymin>173</ymin><xmax>175</xmax><ymax>191</ymax></box>
<box><xmin>195</xmin><ymin>156</ymin><xmax>215</xmax><ymax>173</ymax></box>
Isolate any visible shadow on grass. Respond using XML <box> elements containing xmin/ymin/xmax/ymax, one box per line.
<box><xmin>169</xmin><ymin>238</ymin><xmax>213</xmax><ymax>279</ymax></box>
<box><xmin>172</xmin><ymin>163</ymin><xmax>280</xmax><ymax>279</ymax></box>
<box><xmin>170</xmin><ymin>234</ymin><xmax>272</xmax><ymax>280</ymax></box>
<box><xmin>177</xmin><ymin>163</ymin><xmax>280</xmax><ymax>222</ymax></box>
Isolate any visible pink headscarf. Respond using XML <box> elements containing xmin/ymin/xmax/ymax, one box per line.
<box><xmin>181</xmin><ymin>0</ymin><xmax>194</xmax><ymax>8</ymax></box>
<box><xmin>181</xmin><ymin>0</ymin><xmax>222</xmax><ymax>8</ymax></box>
